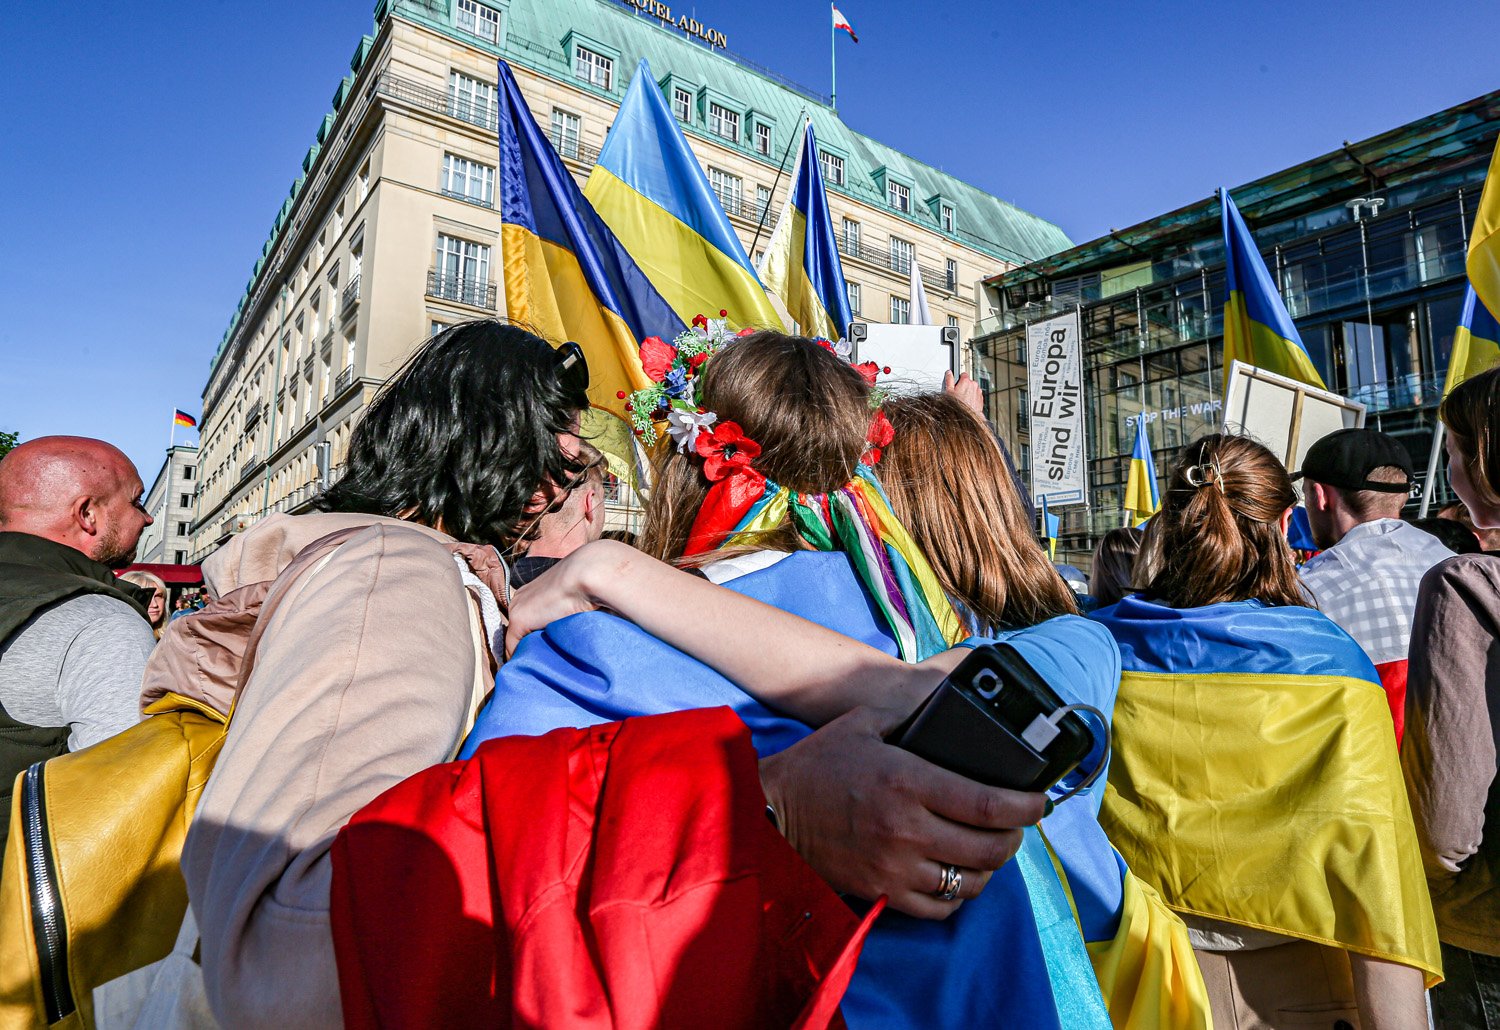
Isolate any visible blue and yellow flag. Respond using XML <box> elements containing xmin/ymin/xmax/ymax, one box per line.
<box><xmin>1445</xmin><ymin>285</ymin><xmax>1500</xmax><ymax>397</ymax></box>
<box><xmin>1468</xmin><ymin>136</ymin><xmax>1500</xmax><ymax>318</ymax></box>
<box><xmin>496</xmin><ymin>59</ymin><xmax>683</xmax><ymax>424</ymax></box>
<box><xmin>1220</xmin><ymin>190</ymin><xmax>1326</xmax><ymax>391</ymax></box>
<box><xmin>585</xmin><ymin>60</ymin><xmax>782</xmax><ymax>333</ymax></box>
<box><xmin>1123</xmin><ymin>417</ymin><xmax>1159</xmax><ymax>525</ymax></box>
<box><xmin>1041</xmin><ymin>496</ymin><xmax>1060</xmax><ymax>560</ymax></box>
<box><xmin>1093</xmin><ymin>596</ymin><xmax>1443</xmax><ymax>986</ymax></box>
<box><xmin>759</xmin><ymin>122</ymin><xmax>853</xmax><ymax>341</ymax></box>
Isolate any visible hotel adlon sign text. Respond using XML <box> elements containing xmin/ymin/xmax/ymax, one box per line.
<box><xmin>618</xmin><ymin>0</ymin><xmax>729</xmax><ymax>49</ymax></box>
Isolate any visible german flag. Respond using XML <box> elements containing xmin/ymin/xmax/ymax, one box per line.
<box><xmin>173</xmin><ymin>410</ymin><xmax>197</xmax><ymax>429</ymax></box>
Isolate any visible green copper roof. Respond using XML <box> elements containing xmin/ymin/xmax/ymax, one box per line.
<box><xmin>210</xmin><ymin>0</ymin><xmax>1071</xmax><ymax>376</ymax></box>
<box><xmin>492</xmin><ymin>0</ymin><xmax>1070</xmax><ymax>265</ymax></box>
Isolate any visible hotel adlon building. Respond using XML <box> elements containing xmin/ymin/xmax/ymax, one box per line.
<box><xmin>189</xmin><ymin>0</ymin><xmax>1071</xmax><ymax>560</ymax></box>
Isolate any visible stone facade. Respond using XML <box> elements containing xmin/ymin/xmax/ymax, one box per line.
<box><xmin>138</xmin><ymin>444</ymin><xmax>200</xmax><ymax>565</ymax></box>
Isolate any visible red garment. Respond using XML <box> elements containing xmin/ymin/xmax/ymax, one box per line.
<box><xmin>1377</xmin><ymin>658</ymin><xmax>1408</xmax><ymax>745</ymax></box>
<box><xmin>330</xmin><ymin>708</ymin><xmax>881</xmax><ymax>1029</ymax></box>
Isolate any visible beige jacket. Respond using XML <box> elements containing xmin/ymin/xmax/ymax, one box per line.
<box><xmin>180</xmin><ymin>513</ymin><xmax>504</xmax><ymax>1029</ymax></box>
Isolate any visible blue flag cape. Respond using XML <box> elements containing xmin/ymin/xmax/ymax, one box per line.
<box><xmin>463</xmin><ymin>552</ymin><xmax>1120</xmax><ymax>1028</ymax></box>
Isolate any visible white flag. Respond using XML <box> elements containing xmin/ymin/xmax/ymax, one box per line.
<box><xmin>908</xmin><ymin>253</ymin><xmax>933</xmax><ymax>325</ymax></box>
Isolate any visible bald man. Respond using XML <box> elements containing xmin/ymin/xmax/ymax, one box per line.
<box><xmin>0</xmin><ymin>436</ymin><xmax>157</xmax><ymax>841</ymax></box>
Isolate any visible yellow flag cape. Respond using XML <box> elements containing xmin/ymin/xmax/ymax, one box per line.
<box><xmin>1101</xmin><ymin>670</ymin><xmax>1442</xmax><ymax>986</ymax></box>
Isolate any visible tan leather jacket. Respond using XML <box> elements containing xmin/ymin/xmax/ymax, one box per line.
<box><xmin>180</xmin><ymin>513</ymin><xmax>504</xmax><ymax>1029</ymax></box>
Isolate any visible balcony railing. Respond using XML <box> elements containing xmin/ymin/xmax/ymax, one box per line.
<box><xmin>240</xmin><ymin>456</ymin><xmax>262</xmax><ymax>483</ymax></box>
<box><xmin>426</xmin><ymin>270</ymin><xmax>497</xmax><ymax>309</ymax></box>
<box><xmin>302</xmin><ymin>353</ymin><xmax>315</xmax><ymax>378</ymax></box>
<box><xmin>836</xmin><ymin>234</ymin><xmax>951</xmax><ymax>291</ymax></box>
<box><xmin>243</xmin><ymin>400</ymin><xmax>264</xmax><ymax>432</ymax></box>
<box><xmin>335</xmin><ymin>366</ymin><xmax>354</xmax><ymax>395</ymax></box>
<box><xmin>548</xmin><ymin>130</ymin><xmax>601</xmax><ymax>167</ymax></box>
<box><xmin>371</xmin><ymin>70</ymin><xmax>498</xmax><ymax>132</ymax></box>
<box><xmin>341</xmin><ymin>275</ymin><xmax>361</xmax><ymax>314</ymax></box>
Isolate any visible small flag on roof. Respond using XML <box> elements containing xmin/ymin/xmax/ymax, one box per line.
<box><xmin>173</xmin><ymin>410</ymin><xmax>197</xmax><ymax>429</ymax></box>
<box><xmin>832</xmin><ymin>4</ymin><xmax>858</xmax><ymax>42</ymax></box>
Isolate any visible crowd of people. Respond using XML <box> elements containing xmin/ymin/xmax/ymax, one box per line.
<box><xmin>0</xmin><ymin>318</ymin><xmax>1496</xmax><ymax>1030</ymax></box>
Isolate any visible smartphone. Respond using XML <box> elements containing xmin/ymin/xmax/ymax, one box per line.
<box><xmin>887</xmin><ymin>643</ymin><xmax>1094</xmax><ymax>793</ymax></box>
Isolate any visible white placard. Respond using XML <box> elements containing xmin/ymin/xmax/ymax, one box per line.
<box><xmin>1220</xmin><ymin>360</ymin><xmax>1366</xmax><ymax>487</ymax></box>
<box><xmin>848</xmin><ymin>323</ymin><xmax>959</xmax><ymax>393</ymax></box>
<box><xmin>1026</xmin><ymin>312</ymin><xmax>1088</xmax><ymax>507</ymax></box>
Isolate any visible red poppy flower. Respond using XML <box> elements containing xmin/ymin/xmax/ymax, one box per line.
<box><xmin>695</xmin><ymin>421</ymin><xmax>762</xmax><ymax>482</ymax></box>
<box><xmin>639</xmin><ymin>336</ymin><xmax>677</xmax><ymax>382</ymax></box>
<box><xmin>854</xmin><ymin>361</ymin><xmax>881</xmax><ymax>386</ymax></box>
<box><xmin>867</xmin><ymin>409</ymin><xmax>895</xmax><ymax>449</ymax></box>
<box><xmin>687</xmin><ymin>351</ymin><xmax>710</xmax><ymax>373</ymax></box>
<box><xmin>815</xmin><ymin>338</ymin><xmax>835</xmax><ymax>353</ymax></box>
<box><xmin>736</xmin><ymin>327</ymin><xmax>756</xmax><ymax>337</ymax></box>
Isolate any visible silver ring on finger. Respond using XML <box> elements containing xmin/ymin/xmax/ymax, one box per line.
<box><xmin>934</xmin><ymin>863</ymin><xmax>962</xmax><ymax>902</ymax></box>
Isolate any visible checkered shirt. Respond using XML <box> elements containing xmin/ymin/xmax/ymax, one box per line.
<box><xmin>1298</xmin><ymin>519</ymin><xmax>1455</xmax><ymax>665</ymax></box>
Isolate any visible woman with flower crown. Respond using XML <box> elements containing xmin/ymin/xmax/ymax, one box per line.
<box><xmin>334</xmin><ymin>323</ymin><xmax>1119</xmax><ymax>1027</ymax></box>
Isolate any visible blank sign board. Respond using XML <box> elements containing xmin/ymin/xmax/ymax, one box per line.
<box><xmin>1221</xmin><ymin>361</ymin><xmax>1365</xmax><ymax>488</ymax></box>
<box><xmin>848</xmin><ymin>322</ymin><xmax>960</xmax><ymax>394</ymax></box>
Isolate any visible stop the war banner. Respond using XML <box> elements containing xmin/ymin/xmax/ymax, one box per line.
<box><xmin>1026</xmin><ymin>311</ymin><xmax>1088</xmax><ymax>507</ymax></box>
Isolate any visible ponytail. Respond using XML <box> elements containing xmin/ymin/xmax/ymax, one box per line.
<box><xmin>1141</xmin><ymin>434</ymin><xmax>1306</xmax><ymax>609</ymax></box>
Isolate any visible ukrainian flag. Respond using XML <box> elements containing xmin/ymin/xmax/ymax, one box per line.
<box><xmin>1445</xmin><ymin>285</ymin><xmax>1500</xmax><ymax>397</ymax></box>
<box><xmin>1468</xmin><ymin>136</ymin><xmax>1500</xmax><ymax>316</ymax></box>
<box><xmin>496</xmin><ymin>59</ymin><xmax>683</xmax><ymax>425</ymax></box>
<box><xmin>1220</xmin><ymin>190</ymin><xmax>1326</xmax><ymax>391</ymax></box>
<box><xmin>1094</xmin><ymin>597</ymin><xmax>1443</xmax><ymax>986</ymax></box>
<box><xmin>759</xmin><ymin>122</ymin><xmax>853</xmax><ymax>341</ymax></box>
<box><xmin>1040</xmin><ymin>496</ymin><xmax>1060</xmax><ymax>560</ymax></box>
<box><xmin>584</xmin><ymin>61</ymin><xmax>782</xmax><ymax>333</ymax></box>
<box><xmin>1122</xmin><ymin>417</ymin><xmax>1159</xmax><ymax>525</ymax></box>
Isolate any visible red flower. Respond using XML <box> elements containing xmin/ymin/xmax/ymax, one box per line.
<box><xmin>692</xmin><ymin>314</ymin><xmax>709</xmax><ymax>329</ymax></box>
<box><xmin>815</xmin><ymin>338</ymin><xmax>835</xmax><ymax>353</ymax></box>
<box><xmin>687</xmin><ymin>352</ymin><xmax>710</xmax><ymax>373</ymax></box>
<box><xmin>854</xmin><ymin>361</ymin><xmax>881</xmax><ymax>386</ymax></box>
<box><xmin>695</xmin><ymin>421</ymin><xmax>762</xmax><ymax>482</ymax></box>
<box><xmin>865</xmin><ymin>409</ymin><xmax>895</xmax><ymax>464</ymax></box>
<box><xmin>639</xmin><ymin>336</ymin><xmax>677</xmax><ymax>382</ymax></box>
<box><xmin>736</xmin><ymin>327</ymin><xmax>756</xmax><ymax>337</ymax></box>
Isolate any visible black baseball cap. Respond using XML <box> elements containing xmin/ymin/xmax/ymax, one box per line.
<box><xmin>1292</xmin><ymin>428</ymin><xmax>1413</xmax><ymax>493</ymax></box>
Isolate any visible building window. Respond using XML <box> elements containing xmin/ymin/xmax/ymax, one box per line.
<box><xmin>820</xmin><ymin>152</ymin><xmax>844</xmax><ymax>186</ymax></box>
<box><xmin>550</xmin><ymin>108</ymin><xmax>582</xmax><ymax>160</ymax></box>
<box><xmin>889</xmin><ymin>237</ymin><xmax>914</xmax><ymax>274</ymax></box>
<box><xmin>575</xmin><ymin>46</ymin><xmax>613</xmax><ymax>90</ymax></box>
<box><xmin>890</xmin><ymin>296</ymin><xmax>910</xmax><ymax>324</ymax></box>
<box><xmin>707</xmin><ymin>102</ymin><xmax>739</xmax><ymax>142</ymax></box>
<box><xmin>179</xmin><ymin>493</ymin><xmax>191</xmax><ymax>508</ymax></box>
<box><xmin>842</xmin><ymin>217</ymin><xmax>860</xmax><ymax>253</ymax></box>
<box><xmin>707</xmin><ymin>167</ymin><xmax>743</xmax><ymax>215</ymax></box>
<box><xmin>434</xmin><ymin>233</ymin><xmax>492</xmax><ymax>305</ymax></box>
<box><xmin>847</xmin><ymin>281</ymin><xmax>861</xmax><ymax>314</ymax></box>
<box><xmin>430</xmin><ymin>320</ymin><xmax>449</xmax><ymax>337</ymax></box>
<box><xmin>182</xmin><ymin>465</ymin><xmax>195</xmax><ymax>480</ymax></box>
<box><xmin>946</xmin><ymin>258</ymin><xmax>958</xmax><ymax>291</ymax></box>
<box><xmin>442</xmin><ymin>153</ymin><xmax>494</xmax><ymax>206</ymax></box>
<box><xmin>175</xmin><ymin>550</ymin><xmax>186</xmax><ymax>565</ymax></box>
<box><xmin>448</xmin><ymin>71</ymin><xmax>496</xmax><ymax>129</ymax></box>
<box><xmin>888</xmin><ymin>180</ymin><xmax>910</xmax><ymax>213</ymax></box>
<box><xmin>946</xmin><ymin>315</ymin><xmax>959</xmax><ymax>329</ymax></box>
<box><xmin>177</xmin><ymin>522</ymin><xmax>188</xmax><ymax>537</ymax></box>
<box><xmin>755</xmin><ymin>122</ymin><xmax>772</xmax><ymax>156</ymax></box>
<box><xmin>672</xmin><ymin>86</ymin><xmax>691</xmax><ymax>122</ymax></box>
<box><xmin>755</xmin><ymin>184</ymin><xmax>772</xmax><ymax>220</ymax></box>
<box><xmin>456</xmin><ymin>0</ymin><xmax>500</xmax><ymax>42</ymax></box>
<box><xmin>940</xmin><ymin>204</ymin><xmax>954</xmax><ymax>232</ymax></box>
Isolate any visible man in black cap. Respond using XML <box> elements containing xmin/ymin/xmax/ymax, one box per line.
<box><xmin>1295</xmin><ymin>428</ymin><xmax>1453</xmax><ymax>741</ymax></box>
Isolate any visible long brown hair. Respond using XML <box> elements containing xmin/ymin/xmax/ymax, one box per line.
<box><xmin>639</xmin><ymin>331</ymin><xmax>873</xmax><ymax>562</ymax></box>
<box><xmin>1090</xmin><ymin>527</ymin><xmax>1143</xmax><ymax>608</ymax></box>
<box><xmin>1440</xmin><ymin>364</ymin><xmax>1500</xmax><ymax>507</ymax></box>
<box><xmin>880</xmin><ymin>393</ymin><xmax>1077</xmax><ymax>629</ymax></box>
<box><xmin>1138</xmin><ymin>433</ymin><xmax>1306</xmax><ymax>609</ymax></box>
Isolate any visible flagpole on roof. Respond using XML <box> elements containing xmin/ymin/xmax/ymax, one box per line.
<box><xmin>830</xmin><ymin>4</ymin><xmax>837</xmax><ymax>110</ymax></box>
<box><xmin>748</xmin><ymin>107</ymin><xmax>806</xmax><ymax>257</ymax></box>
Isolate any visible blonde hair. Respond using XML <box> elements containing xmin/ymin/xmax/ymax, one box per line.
<box><xmin>118</xmin><ymin>570</ymin><xmax>169</xmax><ymax>637</ymax></box>
<box><xmin>880</xmin><ymin>392</ymin><xmax>1076</xmax><ymax>630</ymax></box>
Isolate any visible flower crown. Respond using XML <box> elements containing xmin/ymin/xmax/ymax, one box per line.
<box><xmin>623</xmin><ymin>313</ymin><xmax>895</xmax><ymax>472</ymax></box>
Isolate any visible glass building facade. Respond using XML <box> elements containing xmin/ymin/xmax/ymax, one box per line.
<box><xmin>973</xmin><ymin>90</ymin><xmax>1500</xmax><ymax>565</ymax></box>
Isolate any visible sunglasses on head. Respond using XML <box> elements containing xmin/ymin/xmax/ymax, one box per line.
<box><xmin>553</xmin><ymin>341</ymin><xmax>589</xmax><ymax>397</ymax></box>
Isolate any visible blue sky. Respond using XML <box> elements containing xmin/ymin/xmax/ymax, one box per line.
<box><xmin>0</xmin><ymin>0</ymin><xmax>1489</xmax><ymax>484</ymax></box>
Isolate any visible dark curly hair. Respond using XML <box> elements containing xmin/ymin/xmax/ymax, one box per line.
<box><xmin>319</xmin><ymin>320</ymin><xmax>588</xmax><ymax>548</ymax></box>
